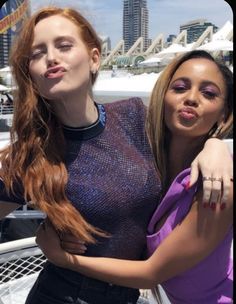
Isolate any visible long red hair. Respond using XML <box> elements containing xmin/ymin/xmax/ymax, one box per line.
<box><xmin>0</xmin><ymin>7</ymin><xmax>105</xmax><ymax>243</ymax></box>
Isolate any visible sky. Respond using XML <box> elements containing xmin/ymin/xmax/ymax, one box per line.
<box><xmin>30</xmin><ymin>0</ymin><xmax>233</xmax><ymax>48</ymax></box>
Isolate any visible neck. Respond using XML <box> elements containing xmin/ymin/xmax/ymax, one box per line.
<box><xmin>167</xmin><ymin>135</ymin><xmax>205</xmax><ymax>182</ymax></box>
<box><xmin>50</xmin><ymin>92</ymin><xmax>98</xmax><ymax>128</ymax></box>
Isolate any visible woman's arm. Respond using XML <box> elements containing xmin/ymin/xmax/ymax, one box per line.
<box><xmin>190</xmin><ymin>138</ymin><xmax>233</xmax><ymax>205</ymax></box>
<box><xmin>36</xmin><ymin>182</ymin><xmax>233</xmax><ymax>289</ymax></box>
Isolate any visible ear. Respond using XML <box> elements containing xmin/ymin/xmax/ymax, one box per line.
<box><xmin>90</xmin><ymin>48</ymin><xmax>100</xmax><ymax>74</ymax></box>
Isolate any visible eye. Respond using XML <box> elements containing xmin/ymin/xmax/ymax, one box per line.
<box><xmin>58</xmin><ymin>43</ymin><xmax>73</xmax><ymax>51</ymax></box>
<box><xmin>30</xmin><ymin>50</ymin><xmax>44</xmax><ymax>60</ymax></box>
<box><xmin>202</xmin><ymin>90</ymin><xmax>218</xmax><ymax>100</ymax></box>
<box><xmin>171</xmin><ymin>85</ymin><xmax>187</xmax><ymax>93</ymax></box>
<box><xmin>169</xmin><ymin>79</ymin><xmax>189</xmax><ymax>93</ymax></box>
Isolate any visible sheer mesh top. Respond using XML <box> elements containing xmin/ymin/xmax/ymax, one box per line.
<box><xmin>0</xmin><ymin>98</ymin><xmax>161</xmax><ymax>260</ymax></box>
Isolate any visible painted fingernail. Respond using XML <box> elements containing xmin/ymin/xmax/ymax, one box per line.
<box><xmin>220</xmin><ymin>203</ymin><xmax>226</xmax><ymax>210</ymax></box>
<box><xmin>203</xmin><ymin>202</ymin><xmax>208</xmax><ymax>208</ymax></box>
<box><xmin>211</xmin><ymin>203</ymin><xmax>216</xmax><ymax>210</ymax></box>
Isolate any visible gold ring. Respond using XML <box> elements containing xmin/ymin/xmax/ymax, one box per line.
<box><xmin>211</xmin><ymin>177</ymin><xmax>223</xmax><ymax>182</ymax></box>
<box><xmin>203</xmin><ymin>176</ymin><xmax>212</xmax><ymax>181</ymax></box>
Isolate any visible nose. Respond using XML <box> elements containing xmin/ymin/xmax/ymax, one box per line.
<box><xmin>46</xmin><ymin>47</ymin><xmax>58</xmax><ymax>66</ymax></box>
<box><xmin>184</xmin><ymin>89</ymin><xmax>199</xmax><ymax>107</ymax></box>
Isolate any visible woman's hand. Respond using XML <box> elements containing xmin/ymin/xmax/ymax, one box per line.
<box><xmin>189</xmin><ymin>138</ymin><xmax>233</xmax><ymax>207</ymax></box>
<box><xmin>36</xmin><ymin>219</ymin><xmax>70</xmax><ymax>268</ymax></box>
<box><xmin>59</xmin><ymin>232</ymin><xmax>87</xmax><ymax>254</ymax></box>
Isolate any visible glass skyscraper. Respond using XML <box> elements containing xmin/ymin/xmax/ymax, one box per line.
<box><xmin>123</xmin><ymin>0</ymin><xmax>149</xmax><ymax>51</ymax></box>
<box><xmin>180</xmin><ymin>19</ymin><xmax>218</xmax><ymax>44</ymax></box>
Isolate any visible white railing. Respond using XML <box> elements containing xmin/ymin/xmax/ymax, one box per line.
<box><xmin>0</xmin><ymin>105</ymin><xmax>13</xmax><ymax>117</ymax></box>
<box><xmin>0</xmin><ymin>237</ymin><xmax>46</xmax><ymax>304</ymax></box>
<box><xmin>5</xmin><ymin>205</ymin><xmax>45</xmax><ymax>220</ymax></box>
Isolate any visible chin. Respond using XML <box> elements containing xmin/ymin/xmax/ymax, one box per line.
<box><xmin>41</xmin><ymin>81</ymin><xmax>87</xmax><ymax>100</ymax></box>
<box><xmin>44</xmin><ymin>87</ymin><xmax>71</xmax><ymax>100</ymax></box>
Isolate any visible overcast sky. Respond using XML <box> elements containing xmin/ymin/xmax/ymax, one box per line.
<box><xmin>30</xmin><ymin>0</ymin><xmax>233</xmax><ymax>47</ymax></box>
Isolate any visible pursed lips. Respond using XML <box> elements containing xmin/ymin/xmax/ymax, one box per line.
<box><xmin>178</xmin><ymin>107</ymin><xmax>199</xmax><ymax>120</ymax></box>
<box><xmin>44</xmin><ymin>66</ymin><xmax>66</xmax><ymax>79</ymax></box>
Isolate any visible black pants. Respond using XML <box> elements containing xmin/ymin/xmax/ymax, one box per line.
<box><xmin>25</xmin><ymin>263</ymin><xmax>146</xmax><ymax>304</ymax></box>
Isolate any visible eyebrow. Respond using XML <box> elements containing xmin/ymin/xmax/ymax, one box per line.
<box><xmin>31</xmin><ymin>35</ymin><xmax>76</xmax><ymax>50</ymax></box>
<box><xmin>171</xmin><ymin>77</ymin><xmax>189</xmax><ymax>84</ymax></box>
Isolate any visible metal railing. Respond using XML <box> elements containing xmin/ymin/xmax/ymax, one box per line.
<box><xmin>0</xmin><ymin>105</ymin><xmax>13</xmax><ymax>117</ymax></box>
<box><xmin>0</xmin><ymin>237</ymin><xmax>46</xmax><ymax>304</ymax></box>
<box><xmin>0</xmin><ymin>206</ymin><xmax>45</xmax><ymax>244</ymax></box>
<box><xmin>6</xmin><ymin>205</ymin><xmax>45</xmax><ymax>220</ymax></box>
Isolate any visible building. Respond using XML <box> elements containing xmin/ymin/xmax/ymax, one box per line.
<box><xmin>180</xmin><ymin>19</ymin><xmax>218</xmax><ymax>44</ymax></box>
<box><xmin>166</xmin><ymin>34</ymin><xmax>176</xmax><ymax>46</ymax></box>
<box><xmin>0</xmin><ymin>0</ymin><xmax>30</xmax><ymax>69</ymax></box>
<box><xmin>123</xmin><ymin>0</ymin><xmax>149</xmax><ymax>51</ymax></box>
<box><xmin>100</xmin><ymin>35</ymin><xmax>112</xmax><ymax>58</ymax></box>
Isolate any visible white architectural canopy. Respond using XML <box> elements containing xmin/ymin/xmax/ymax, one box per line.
<box><xmin>138</xmin><ymin>57</ymin><xmax>162</xmax><ymax>67</ymax></box>
<box><xmin>197</xmin><ymin>39</ymin><xmax>233</xmax><ymax>52</ymax></box>
<box><xmin>0</xmin><ymin>66</ymin><xmax>11</xmax><ymax>73</ymax></box>
<box><xmin>212</xmin><ymin>21</ymin><xmax>233</xmax><ymax>41</ymax></box>
<box><xmin>0</xmin><ymin>84</ymin><xmax>10</xmax><ymax>92</ymax></box>
<box><xmin>156</xmin><ymin>43</ymin><xmax>189</xmax><ymax>58</ymax></box>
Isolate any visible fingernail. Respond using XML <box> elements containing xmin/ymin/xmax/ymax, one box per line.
<box><xmin>77</xmin><ymin>241</ymin><xmax>85</xmax><ymax>245</ymax></box>
<box><xmin>220</xmin><ymin>203</ymin><xmax>226</xmax><ymax>210</ymax></box>
<box><xmin>211</xmin><ymin>203</ymin><xmax>216</xmax><ymax>210</ymax></box>
<box><xmin>185</xmin><ymin>181</ymin><xmax>190</xmax><ymax>190</ymax></box>
<box><xmin>203</xmin><ymin>202</ymin><xmax>208</xmax><ymax>208</ymax></box>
